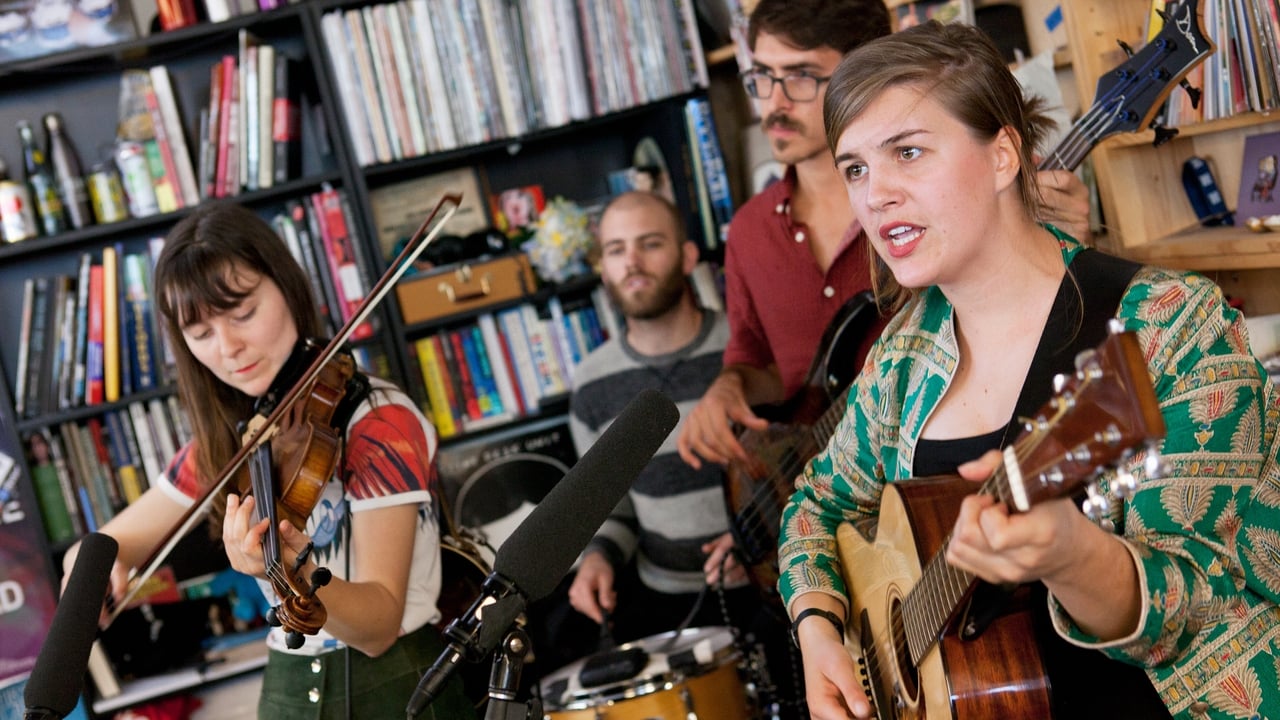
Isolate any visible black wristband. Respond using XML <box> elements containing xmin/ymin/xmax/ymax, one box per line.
<box><xmin>789</xmin><ymin>607</ymin><xmax>845</xmax><ymax>648</ymax></box>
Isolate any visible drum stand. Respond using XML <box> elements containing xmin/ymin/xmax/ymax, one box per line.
<box><xmin>485</xmin><ymin>625</ymin><xmax>542</xmax><ymax>720</ymax></box>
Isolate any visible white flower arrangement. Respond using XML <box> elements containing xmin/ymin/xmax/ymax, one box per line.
<box><xmin>522</xmin><ymin>196</ymin><xmax>593</xmax><ymax>284</ymax></box>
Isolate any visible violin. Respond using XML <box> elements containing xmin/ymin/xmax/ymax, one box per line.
<box><xmin>236</xmin><ymin>345</ymin><xmax>355</xmax><ymax>647</ymax></box>
<box><xmin>106</xmin><ymin>194</ymin><xmax>464</xmax><ymax>640</ymax></box>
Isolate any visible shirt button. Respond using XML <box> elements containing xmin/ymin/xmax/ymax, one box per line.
<box><xmin>311</xmin><ymin>659</ymin><xmax>322</xmax><ymax>674</ymax></box>
<box><xmin>775</xmin><ymin>202</ymin><xmax>785</xmax><ymax>214</ymax></box>
<box><xmin>795</xmin><ymin>230</ymin><xmax>806</xmax><ymax>243</ymax></box>
<box><xmin>823</xmin><ymin>286</ymin><xmax>835</xmax><ymax>298</ymax></box>
<box><xmin>309</xmin><ymin>688</ymin><xmax>320</xmax><ymax>703</ymax></box>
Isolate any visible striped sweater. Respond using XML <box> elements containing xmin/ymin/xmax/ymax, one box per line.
<box><xmin>568</xmin><ymin>309</ymin><xmax>737</xmax><ymax>594</ymax></box>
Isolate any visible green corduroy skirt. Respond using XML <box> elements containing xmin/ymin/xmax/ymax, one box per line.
<box><xmin>258</xmin><ymin>622</ymin><xmax>475</xmax><ymax>719</ymax></box>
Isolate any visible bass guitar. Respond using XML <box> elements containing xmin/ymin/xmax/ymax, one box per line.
<box><xmin>836</xmin><ymin>326</ymin><xmax>1167</xmax><ymax>719</ymax></box>
<box><xmin>725</xmin><ymin>0</ymin><xmax>1214</xmax><ymax>598</ymax></box>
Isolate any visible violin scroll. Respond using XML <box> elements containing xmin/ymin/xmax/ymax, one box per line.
<box><xmin>264</xmin><ymin>542</ymin><xmax>332</xmax><ymax>649</ymax></box>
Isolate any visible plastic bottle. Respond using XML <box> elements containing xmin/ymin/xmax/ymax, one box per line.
<box><xmin>17</xmin><ymin>118</ymin><xmax>67</xmax><ymax>236</ymax></box>
<box><xmin>0</xmin><ymin>155</ymin><xmax>39</xmax><ymax>243</ymax></box>
<box><xmin>43</xmin><ymin>112</ymin><xmax>93</xmax><ymax>229</ymax></box>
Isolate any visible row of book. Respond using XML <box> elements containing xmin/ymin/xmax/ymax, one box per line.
<box><xmin>160</xmin><ymin>0</ymin><xmax>300</xmax><ymax>30</ymax></box>
<box><xmin>318</xmin><ymin>0</ymin><xmax>708</xmax><ymax>167</ymax></box>
<box><xmin>414</xmin><ymin>289</ymin><xmax>620</xmax><ymax>438</ymax></box>
<box><xmin>1158</xmin><ymin>0</ymin><xmax>1280</xmax><ymax>124</ymax></box>
<box><xmin>684</xmin><ymin>97</ymin><xmax>734</xmax><ymax>251</ymax></box>
<box><xmin>12</xmin><ymin>186</ymin><xmax>373</xmax><ymax>422</ymax></box>
<box><xmin>15</xmin><ymin>243</ymin><xmax>172</xmax><ymax>421</ymax></box>
<box><xmin>269</xmin><ymin>185</ymin><xmax>377</xmax><ymax>342</ymax></box>
<box><xmin>118</xmin><ymin>65</ymin><xmax>201</xmax><ymax>217</ymax></box>
<box><xmin>197</xmin><ymin>30</ymin><xmax>304</xmax><ymax>200</ymax></box>
<box><xmin>26</xmin><ymin>398</ymin><xmax>192</xmax><ymax>543</ymax></box>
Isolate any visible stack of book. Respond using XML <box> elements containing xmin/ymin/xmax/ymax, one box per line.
<box><xmin>319</xmin><ymin>0</ymin><xmax>707</xmax><ymax>167</ymax></box>
<box><xmin>414</xmin><ymin>291</ymin><xmax>615</xmax><ymax>439</ymax></box>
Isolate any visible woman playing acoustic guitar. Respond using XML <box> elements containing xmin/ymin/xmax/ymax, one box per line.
<box><xmin>778</xmin><ymin>21</ymin><xmax>1280</xmax><ymax>720</ymax></box>
<box><xmin>61</xmin><ymin>203</ymin><xmax>474</xmax><ymax>719</ymax></box>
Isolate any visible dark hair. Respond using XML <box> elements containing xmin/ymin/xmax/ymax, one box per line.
<box><xmin>823</xmin><ymin>20</ymin><xmax>1056</xmax><ymax>310</ymax></box>
<box><xmin>154</xmin><ymin>203</ymin><xmax>322</xmax><ymax>523</ymax></box>
<box><xmin>748</xmin><ymin>0</ymin><xmax>891</xmax><ymax>54</ymax></box>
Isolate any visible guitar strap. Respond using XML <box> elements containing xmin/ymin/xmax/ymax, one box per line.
<box><xmin>989</xmin><ymin>248</ymin><xmax>1172</xmax><ymax>719</ymax></box>
<box><xmin>1006</xmin><ymin>247</ymin><xmax>1142</xmax><ymax>436</ymax></box>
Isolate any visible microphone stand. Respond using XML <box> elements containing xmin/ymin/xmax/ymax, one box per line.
<box><xmin>483</xmin><ymin>625</ymin><xmax>542</xmax><ymax>720</ymax></box>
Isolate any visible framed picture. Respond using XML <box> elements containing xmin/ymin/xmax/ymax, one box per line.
<box><xmin>0</xmin><ymin>0</ymin><xmax>136</xmax><ymax>64</ymax></box>
<box><xmin>1236</xmin><ymin>131</ymin><xmax>1280</xmax><ymax>222</ymax></box>
<box><xmin>367</xmin><ymin>165</ymin><xmax>491</xmax><ymax>263</ymax></box>
<box><xmin>891</xmin><ymin>0</ymin><xmax>975</xmax><ymax>30</ymax></box>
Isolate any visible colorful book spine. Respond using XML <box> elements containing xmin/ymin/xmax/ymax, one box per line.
<box><xmin>414</xmin><ymin>336</ymin><xmax>458</xmax><ymax>437</ymax></box>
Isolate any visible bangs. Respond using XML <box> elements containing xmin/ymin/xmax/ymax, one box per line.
<box><xmin>161</xmin><ymin>251</ymin><xmax>256</xmax><ymax>328</ymax></box>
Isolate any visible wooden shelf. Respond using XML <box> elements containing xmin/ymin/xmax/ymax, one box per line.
<box><xmin>707</xmin><ymin>44</ymin><xmax>737</xmax><ymax>67</ymax></box>
<box><xmin>1103</xmin><ymin>111</ymin><xmax>1280</xmax><ymax>149</ymax></box>
<box><xmin>1115</xmin><ymin>226</ymin><xmax>1280</xmax><ymax>271</ymax></box>
<box><xmin>93</xmin><ymin>645</ymin><xmax>268</xmax><ymax>715</ymax></box>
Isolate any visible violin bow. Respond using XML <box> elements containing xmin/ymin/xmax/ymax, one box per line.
<box><xmin>107</xmin><ymin>193</ymin><xmax>462</xmax><ymax>625</ymax></box>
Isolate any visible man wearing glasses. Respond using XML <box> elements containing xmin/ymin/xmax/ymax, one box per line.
<box><xmin>677</xmin><ymin>0</ymin><xmax>894</xmax><ymax>470</ymax></box>
<box><xmin>678</xmin><ymin>0</ymin><xmax>1093</xmax><ymax>469</ymax></box>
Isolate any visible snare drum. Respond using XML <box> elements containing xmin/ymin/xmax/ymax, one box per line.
<box><xmin>539</xmin><ymin>626</ymin><xmax>750</xmax><ymax>720</ymax></box>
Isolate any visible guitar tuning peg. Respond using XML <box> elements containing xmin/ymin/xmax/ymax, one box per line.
<box><xmin>1052</xmin><ymin>373</ymin><xmax>1069</xmax><ymax>393</ymax></box>
<box><xmin>1183</xmin><ymin>82</ymin><xmax>1202</xmax><ymax>109</ymax></box>
<box><xmin>1116</xmin><ymin>39</ymin><xmax>1135</xmax><ymax>58</ymax></box>
<box><xmin>1082</xmin><ymin>482</ymin><xmax>1111</xmax><ymax>523</ymax></box>
<box><xmin>1073</xmin><ymin>348</ymin><xmax>1097</xmax><ymax>374</ymax></box>
<box><xmin>1113</xmin><ymin>467</ymin><xmax>1139</xmax><ymax>500</ymax></box>
<box><xmin>1144</xmin><ymin>445</ymin><xmax>1168</xmax><ymax>479</ymax></box>
<box><xmin>1151</xmin><ymin>124</ymin><xmax>1180</xmax><ymax>147</ymax></box>
<box><xmin>1107</xmin><ymin>318</ymin><xmax>1128</xmax><ymax>335</ymax></box>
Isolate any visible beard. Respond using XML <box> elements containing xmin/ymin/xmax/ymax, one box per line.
<box><xmin>605</xmin><ymin>267</ymin><xmax>688</xmax><ymax>321</ymax></box>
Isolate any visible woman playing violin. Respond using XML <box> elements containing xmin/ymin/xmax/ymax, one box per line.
<box><xmin>61</xmin><ymin>203</ymin><xmax>474</xmax><ymax>719</ymax></box>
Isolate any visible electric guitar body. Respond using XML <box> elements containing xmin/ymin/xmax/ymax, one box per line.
<box><xmin>725</xmin><ymin>290</ymin><xmax>880</xmax><ymax>596</ymax></box>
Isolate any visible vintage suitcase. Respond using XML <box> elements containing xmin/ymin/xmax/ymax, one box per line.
<box><xmin>394</xmin><ymin>253</ymin><xmax>537</xmax><ymax>326</ymax></box>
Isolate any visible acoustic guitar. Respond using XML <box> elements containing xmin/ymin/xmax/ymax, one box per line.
<box><xmin>837</xmin><ymin>328</ymin><xmax>1167</xmax><ymax>719</ymax></box>
<box><xmin>724</xmin><ymin>0</ymin><xmax>1213</xmax><ymax>599</ymax></box>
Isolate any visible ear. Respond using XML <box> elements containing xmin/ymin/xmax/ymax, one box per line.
<box><xmin>991</xmin><ymin>125</ymin><xmax>1022</xmax><ymax>195</ymax></box>
<box><xmin>681</xmin><ymin>240</ymin><xmax>700</xmax><ymax>275</ymax></box>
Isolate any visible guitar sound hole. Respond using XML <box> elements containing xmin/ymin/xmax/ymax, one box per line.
<box><xmin>889</xmin><ymin>596</ymin><xmax>919</xmax><ymax>704</ymax></box>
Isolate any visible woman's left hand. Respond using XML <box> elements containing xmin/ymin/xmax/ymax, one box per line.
<box><xmin>223</xmin><ymin>493</ymin><xmax>315</xmax><ymax>581</ymax></box>
<box><xmin>944</xmin><ymin>450</ymin><xmax>1088</xmax><ymax>585</ymax></box>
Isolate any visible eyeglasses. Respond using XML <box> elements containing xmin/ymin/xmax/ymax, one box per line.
<box><xmin>740</xmin><ymin>70</ymin><xmax>831</xmax><ymax>102</ymax></box>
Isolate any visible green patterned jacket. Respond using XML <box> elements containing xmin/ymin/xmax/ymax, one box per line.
<box><xmin>777</xmin><ymin>238</ymin><xmax>1280</xmax><ymax>719</ymax></box>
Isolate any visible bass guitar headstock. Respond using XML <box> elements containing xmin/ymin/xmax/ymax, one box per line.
<box><xmin>1088</xmin><ymin>0</ymin><xmax>1213</xmax><ymax>142</ymax></box>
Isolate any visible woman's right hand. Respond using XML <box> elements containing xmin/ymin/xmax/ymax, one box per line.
<box><xmin>60</xmin><ymin>541</ymin><xmax>131</xmax><ymax>626</ymax></box>
<box><xmin>567</xmin><ymin>552</ymin><xmax>615</xmax><ymax>624</ymax></box>
<box><xmin>677</xmin><ymin>372</ymin><xmax>767</xmax><ymax>469</ymax></box>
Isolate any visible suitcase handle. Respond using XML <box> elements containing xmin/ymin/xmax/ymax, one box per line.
<box><xmin>437</xmin><ymin>265</ymin><xmax>493</xmax><ymax>303</ymax></box>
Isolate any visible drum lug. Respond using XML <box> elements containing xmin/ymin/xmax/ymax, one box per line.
<box><xmin>680</xmin><ymin>685</ymin><xmax>698</xmax><ymax>719</ymax></box>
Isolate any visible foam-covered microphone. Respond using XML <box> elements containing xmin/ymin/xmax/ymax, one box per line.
<box><xmin>406</xmin><ymin>389</ymin><xmax>679</xmax><ymax>717</ymax></box>
<box><xmin>25</xmin><ymin>532</ymin><xmax>119</xmax><ymax>720</ymax></box>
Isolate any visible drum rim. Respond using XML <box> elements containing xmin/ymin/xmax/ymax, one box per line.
<box><xmin>544</xmin><ymin>653</ymin><xmax>743</xmax><ymax>711</ymax></box>
<box><xmin>540</xmin><ymin>627</ymin><xmax>742</xmax><ymax>711</ymax></box>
